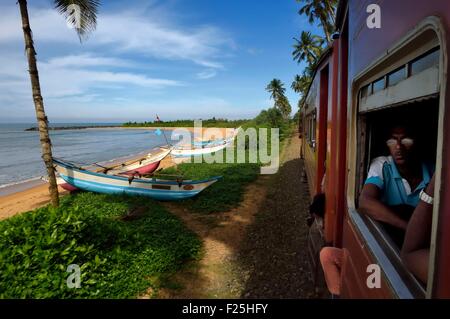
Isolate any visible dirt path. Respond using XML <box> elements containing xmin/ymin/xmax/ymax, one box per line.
<box><xmin>157</xmin><ymin>132</ymin><xmax>314</xmax><ymax>298</ymax></box>
<box><xmin>237</xmin><ymin>134</ymin><xmax>314</xmax><ymax>298</ymax></box>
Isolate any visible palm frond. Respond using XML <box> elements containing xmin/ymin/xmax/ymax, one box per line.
<box><xmin>53</xmin><ymin>0</ymin><xmax>100</xmax><ymax>42</ymax></box>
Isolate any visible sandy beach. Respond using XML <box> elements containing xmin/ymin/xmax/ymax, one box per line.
<box><xmin>0</xmin><ymin>127</ymin><xmax>234</xmax><ymax>220</ymax></box>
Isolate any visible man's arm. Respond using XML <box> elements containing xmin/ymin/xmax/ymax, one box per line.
<box><xmin>401</xmin><ymin>175</ymin><xmax>435</xmax><ymax>284</ymax></box>
<box><xmin>358</xmin><ymin>184</ymin><xmax>409</xmax><ymax>230</ymax></box>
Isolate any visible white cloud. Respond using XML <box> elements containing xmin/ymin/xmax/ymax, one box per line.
<box><xmin>92</xmin><ymin>12</ymin><xmax>232</xmax><ymax>69</ymax></box>
<box><xmin>0</xmin><ymin>4</ymin><xmax>233</xmax><ymax>69</ymax></box>
<box><xmin>0</xmin><ymin>52</ymin><xmax>182</xmax><ymax>116</ymax></box>
<box><xmin>47</xmin><ymin>54</ymin><xmax>133</xmax><ymax>68</ymax></box>
<box><xmin>196</xmin><ymin>69</ymin><xmax>217</xmax><ymax>80</ymax></box>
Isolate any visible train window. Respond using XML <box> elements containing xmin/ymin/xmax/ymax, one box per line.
<box><xmin>387</xmin><ymin>67</ymin><xmax>406</xmax><ymax>87</ymax></box>
<box><xmin>409</xmin><ymin>48</ymin><xmax>440</xmax><ymax>76</ymax></box>
<box><xmin>304</xmin><ymin>112</ymin><xmax>316</xmax><ymax>150</ymax></box>
<box><xmin>360</xmin><ymin>84</ymin><xmax>371</xmax><ymax>98</ymax></box>
<box><xmin>352</xmin><ymin>27</ymin><xmax>443</xmax><ymax>298</ymax></box>
<box><xmin>359</xmin><ymin>46</ymin><xmax>440</xmax><ymax>113</ymax></box>
<box><xmin>372</xmin><ymin>77</ymin><xmax>385</xmax><ymax>94</ymax></box>
<box><xmin>308</xmin><ymin>112</ymin><xmax>317</xmax><ymax>149</ymax></box>
<box><xmin>356</xmin><ymin>98</ymin><xmax>439</xmax><ymax>293</ymax></box>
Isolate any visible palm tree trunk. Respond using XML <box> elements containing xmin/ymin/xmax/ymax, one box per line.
<box><xmin>18</xmin><ymin>0</ymin><xmax>59</xmax><ymax>207</ymax></box>
<box><xmin>320</xmin><ymin>17</ymin><xmax>332</xmax><ymax>45</ymax></box>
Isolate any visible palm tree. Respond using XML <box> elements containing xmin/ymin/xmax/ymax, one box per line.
<box><xmin>265</xmin><ymin>79</ymin><xmax>286</xmax><ymax>102</ymax></box>
<box><xmin>291</xmin><ymin>74</ymin><xmax>311</xmax><ymax>95</ymax></box>
<box><xmin>292</xmin><ymin>31</ymin><xmax>324</xmax><ymax>65</ymax></box>
<box><xmin>276</xmin><ymin>95</ymin><xmax>292</xmax><ymax>120</ymax></box>
<box><xmin>266</xmin><ymin>79</ymin><xmax>291</xmax><ymax>120</ymax></box>
<box><xmin>297</xmin><ymin>0</ymin><xmax>338</xmax><ymax>45</ymax></box>
<box><xmin>292</xmin><ymin>73</ymin><xmax>312</xmax><ymax>117</ymax></box>
<box><xmin>18</xmin><ymin>0</ymin><xmax>100</xmax><ymax>206</ymax></box>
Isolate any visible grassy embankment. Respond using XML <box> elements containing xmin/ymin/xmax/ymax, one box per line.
<box><xmin>0</xmin><ymin>193</ymin><xmax>200</xmax><ymax>298</ymax></box>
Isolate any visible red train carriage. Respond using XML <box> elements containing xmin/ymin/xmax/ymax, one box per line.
<box><xmin>301</xmin><ymin>0</ymin><xmax>450</xmax><ymax>298</ymax></box>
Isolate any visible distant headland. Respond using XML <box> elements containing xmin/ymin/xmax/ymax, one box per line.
<box><xmin>24</xmin><ymin>125</ymin><xmax>122</xmax><ymax>131</ymax></box>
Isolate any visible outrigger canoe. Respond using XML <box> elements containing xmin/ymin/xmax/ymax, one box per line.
<box><xmin>57</xmin><ymin>148</ymin><xmax>171</xmax><ymax>191</ymax></box>
<box><xmin>168</xmin><ymin>127</ymin><xmax>240</xmax><ymax>158</ymax></box>
<box><xmin>192</xmin><ymin>127</ymin><xmax>241</xmax><ymax>147</ymax></box>
<box><xmin>53</xmin><ymin>158</ymin><xmax>221</xmax><ymax>200</ymax></box>
<box><xmin>164</xmin><ymin>140</ymin><xmax>232</xmax><ymax>158</ymax></box>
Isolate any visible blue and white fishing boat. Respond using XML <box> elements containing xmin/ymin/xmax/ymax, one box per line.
<box><xmin>167</xmin><ymin>127</ymin><xmax>241</xmax><ymax>158</ymax></box>
<box><xmin>192</xmin><ymin>138</ymin><xmax>226</xmax><ymax>147</ymax></box>
<box><xmin>53</xmin><ymin>158</ymin><xmax>221</xmax><ymax>201</ymax></box>
<box><xmin>166</xmin><ymin>140</ymin><xmax>233</xmax><ymax>158</ymax></box>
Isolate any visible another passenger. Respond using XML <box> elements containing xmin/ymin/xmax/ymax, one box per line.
<box><xmin>319</xmin><ymin>247</ymin><xmax>345</xmax><ymax>296</ymax></box>
<box><xmin>358</xmin><ymin>125</ymin><xmax>434</xmax><ymax>247</ymax></box>
<box><xmin>401</xmin><ymin>174</ymin><xmax>435</xmax><ymax>284</ymax></box>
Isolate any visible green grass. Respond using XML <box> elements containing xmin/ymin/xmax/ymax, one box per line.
<box><xmin>163</xmin><ymin>161</ymin><xmax>261</xmax><ymax>214</ymax></box>
<box><xmin>0</xmin><ymin>193</ymin><xmax>201</xmax><ymax>299</ymax></box>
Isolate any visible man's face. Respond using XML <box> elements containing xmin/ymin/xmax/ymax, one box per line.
<box><xmin>386</xmin><ymin>127</ymin><xmax>414</xmax><ymax>166</ymax></box>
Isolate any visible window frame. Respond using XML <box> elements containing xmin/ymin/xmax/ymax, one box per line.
<box><xmin>347</xmin><ymin>17</ymin><xmax>447</xmax><ymax>299</ymax></box>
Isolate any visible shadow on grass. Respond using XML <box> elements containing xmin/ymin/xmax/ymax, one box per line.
<box><xmin>162</xmin><ymin>162</ymin><xmax>260</xmax><ymax>214</ymax></box>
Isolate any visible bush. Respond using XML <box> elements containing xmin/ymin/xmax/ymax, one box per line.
<box><xmin>0</xmin><ymin>193</ymin><xmax>201</xmax><ymax>298</ymax></box>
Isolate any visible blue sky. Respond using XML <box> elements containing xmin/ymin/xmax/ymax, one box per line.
<box><xmin>0</xmin><ymin>0</ymin><xmax>321</xmax><ymax>123</ymax></box>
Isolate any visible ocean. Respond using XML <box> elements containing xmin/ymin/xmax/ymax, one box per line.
<box><xmin>0</xmin><ymin>123</ymin><xmax>175</xmax><ymax>187</ymax></box>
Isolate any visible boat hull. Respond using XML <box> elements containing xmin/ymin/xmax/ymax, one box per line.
<box><xmin>58</xmin><ymin>179</ymin><xmax>78</xmax><ymax>192</ymax></box>
<box><xmin>54</xmin><ymin>159</ymin><xmax>220</xmax><ymax>201</ymax></box>
<box><xmin>169</xmin><ymin>141</ymin><xmax>232</xmax><ymax>158</ymax></box>
<box><xmin>58</xmin><ymin>148</ymin><xmax>170</xmax><ymax>191</ymax></box>
<box><xmin>59</xmin><ymin>160</ymin><xmax>162</xmax><ymax>191</ymax></box>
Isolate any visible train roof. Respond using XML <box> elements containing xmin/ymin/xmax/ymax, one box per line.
<box><xmin>300</xmin><ymin>47</ymin><xmax>332</xmax><ymax>110</ymax></box>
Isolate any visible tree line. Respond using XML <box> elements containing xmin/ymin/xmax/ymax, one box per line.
<box><xmin>264</xmin><ymin>0</ymin><xmax>338</xmax><ymax>126</ymax></box>
<box><xmin>291</xmin><ymin>0</ymin><xmax>338</xmax><ymax>109</ymax></box>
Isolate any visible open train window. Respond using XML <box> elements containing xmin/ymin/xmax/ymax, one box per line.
<box><xmin>353</xmin><ymin>43</ymin><xmax>441</xmax><ymax>297</ymax></box>
<box><xmin>355</xmin><ymin>98</ymin><xmax>439</xmax><ymax>297</ymax></box>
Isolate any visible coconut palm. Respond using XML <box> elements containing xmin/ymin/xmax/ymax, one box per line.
<box><xmin>292</xmin><ymin>31</ymin><xmax>324</xmax><ymax>65</ymax></box>
<box><xmin>297</xmin><ymin>0</ymin><xmax>338</xmax><ymax>45</ymax></box>
<box><xmin>266</xmin><ymin>79</ymin><xmax>291</xmax><ymax>120</ymax></box>
<box><xmin>291</xmin><ymin>74</ymin><xmax>311</xmax><ymax>95</ymax></box>
<box><xmin>265</xmin><ymin>79</ymin><xmax>286</xmax><ymax>102</ymax></box>
<box><xmin>276</xmin><ymin>95</ymin><xmax>292</xmax><ymax>120</ymax></box>
<box><xmin>18</xmin><ymin>0</ymin><xmax>100</xmax><ymax>206</ymax></box>
<box><xmin>292</xmin><ymin>73</ymin><xmax>312</xmax><ymax>116</ymax></box>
